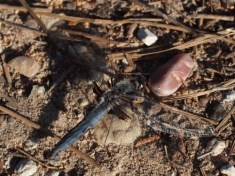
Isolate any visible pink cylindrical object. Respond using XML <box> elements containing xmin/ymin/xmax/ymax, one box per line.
<box><xmin>148</xmin><ymin>53</ymin><xmax>195</xmax><ymax>96</ymax></box>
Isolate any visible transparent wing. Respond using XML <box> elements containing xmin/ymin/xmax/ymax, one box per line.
<box><xmin>120</xmin><ymin>96</ymin><xmax>215</xmax><ymax>138</ymax></box>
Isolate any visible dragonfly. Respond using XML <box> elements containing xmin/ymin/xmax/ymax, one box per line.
<box><xmin>48</xmin><ymin>41</ymin><xmax>214</xmax><ymax>158</ymax></box>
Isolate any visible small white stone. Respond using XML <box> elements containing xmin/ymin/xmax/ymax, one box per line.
<box><xmin>37</xmin><ymin>86</ymin><xmax>46</xmax><ymax>94</ymax></box>
<box><xmin>223</xmin><ymin>90</ymin><xmax>235</xmax><ymax>103</ymax></box>
<box><xmin>14</xmin><ymin>159</ymin><xmax>38</xmax><ymax>176</ymax></box>
<box><xmin>137</xmin><ymin>27</ymin><xmax>158</xmax><ymax>46</ymax></box>
<box><xmin>79</xmin><ymin>99</ymin><xmax>89</xmax><ymax>107</ymax></box>
<box><xmin>220</xmin><ymin>164</ymin><xmax>235</xmax><ymax>176</ymax></box>
<box><xmin>211</xmin><ymin>140</ymin><xmax>226</xmax><ymax>156</ymax></box>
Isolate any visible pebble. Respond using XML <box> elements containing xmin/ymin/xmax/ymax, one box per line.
<box><xmin>211</xmin><ymin>140</ymin><xmax>226</xmax><ymax>156</ymax></box>
<box><xmin>93</xmin><ymin>115</ymin><xmax>141</xmax><ymax>145</ymax></box>
<box><xmin>223</xmin><ymin>90</ymin><xmax>235</xmax><ymax>103</ymax></box>
<box><xmin>137</xmin><ymin>27</ymin><xmax>158</xmax><ymax>46</ymax></box>
<box><xmin>148</xmin><ymin>53</ymin><xmax>195</xmax><ymax>96</ymax></box>
<box><xmin>220</xmin><ymin>164</ymin><xmax>235</xmax><ymax>176</ymax></box>
<box><xmin>79</xmin><ymin>99</ymin><xmax>89</xmax><ymax>107</ymax></box>
<box><xmin>28</xmin><ymin>85</ymin><xmax>45</xmax><ymax>98</ymax></box>
<box><xmin>7</xmin><ymin>56</ymin><xmax>41</xmax><ymax>78</ymax></box>
<box><xmin>14</xmin><ymin>159</ymin><xmax>38</xmax><ymax>176</ymax></box>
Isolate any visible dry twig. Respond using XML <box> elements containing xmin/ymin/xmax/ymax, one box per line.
<box><xmin>0</xmin><ymin>4</ymin><xmax>193</xmax><ymax>33</ymax></box>
<box><xmin>130</xmin><ymin>0</ymin><xmax>196</xmax><ymax>33</ymax></box>
<box><xmin>229</xmin><ymin>139</ymin><xmax>235</xmax><ymax>156</ymax></box>
<box><xmin>16</xmin><ymin>147</ymin><xmax>58</xmax><ymax>170</ymax></box>
<box><xmin>200</xmin><ymin>167</ymin><xmax>207</xmax><ymax>176</ymax></box>
<box><xmin>215</xmin><ymin>105</ymin><xmax>235</xmax><ymax>133</ymax></box>
<box><xmin>134</xmin><ymin>135</ymin><xmax>160</xmax><ymax>147</ymax></box>
<box><xmin>0</xmin><ymin>55</ymin><xmax>12</xmax><ymax>85</ymax></box>
<box><xmin>191</xmin><ymin>14</ymin><xmax>234</xmax><ymax>21</ymax></box>
<box><xmin>0</xmin><ymin>18</ymin><xmax>46</xmax><ymax>36</ymax></box>
<box><xmin>0</xmin><ymin>4</ymin><xmax>52</xmax><ymax>13</ymax></box>
<box><xmin>0</xmin><ymin>105</ymin><xmax>99</xmax><ymax>167</ymax></box>
<box><xmin>163</xmin><ymin>78</ymin><xmax>235</xmax><ymax>101</ymax></box>
<box><xmin>18</xmin><ymin>0</ymin><xmax>48</xmax><ymax>33</ymax></box>
<box><xmin>109</xmin><ymin>30</ymin><xmax>235</xmax><ymax>61</ymax></box>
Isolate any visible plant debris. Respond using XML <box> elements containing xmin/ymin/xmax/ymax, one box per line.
<box><xmin>0</xmin><ymin>0</ymin><xmax>234</xmax><ymax>175</ymax></box>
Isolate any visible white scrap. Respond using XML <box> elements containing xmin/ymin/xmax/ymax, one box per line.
<box><xmin>14</xmin><ymin>159</ymin><xmax>38</xmax><ymax>176</ymax></box>
<box><xmin>197</xmin><ymin>139</ymin><xmax>226</xmax><ymax>159</ymax></box>
<box><xmin>223</xmin><ymin>90</ymin><xmax>235</xmax><ymax>103</ymax></box>
<box><xmin>211</xmin><ymin>140</ymin><xmax>226</xmax><ymax>156</ymax></box>
<box><xmin>137</xmin><ymin>27</ymin><xmax>158</xmax><ymax>46</ymax></box>
<box><xmin>220</xmin><ymin>164</ymin><xmax>235</xmax><ymax>176</ymax></box>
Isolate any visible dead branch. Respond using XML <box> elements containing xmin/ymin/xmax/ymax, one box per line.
<box><xmin>16</xmin><ymin>147</ymin><xmax>59</xmax><ymax>170</ymax></box>
<box><xmin>0</xmin><ymin>105</ymin><xmax>99</xmax><ymax>167</ymax></box>
<box><xmin>191</xmin><ymin>14</ymin><xmax>235</xmax><ymax>21</ymax></box>
<box><xmin>215</xmin><ymin>105</ymin><xmax>235</xmax><ymax>133</ymax></box>
<box><xmin>0</xmin><ymin>4</ymin><xmax>52</xmax><ymax>13</ymax></box>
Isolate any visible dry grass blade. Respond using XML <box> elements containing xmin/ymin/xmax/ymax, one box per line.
<box><xmin>0</xmin><ymin>105</ymin><xmax>99</xmax><ymax>167</ymax></box>
<box><xmin>229</xmin><ymin>139</ymin><xmax>235</xmax><ymax>156</ymax></box>
<box><xmin>0</xmin><ymin>18</ymin><xmax>83</xmax><ymax>42</ymax></box>
<box><xmin>163</xmin><ymin>79</ymin><xmax>235</xmax><ymax>101</ymax></box>
<box><xmin>158</xmin><ymin>102</ymin><xmax>218</xmax><ymax>125</ymax></box>
<box><xmin>161</xmin><ymin>0</ymin><xmax>196</xmax><ymax>25</ymax></box>
<box><xmin>0</xmin><ymin>4</ymin><xmax>192</xmax><ymax>33</ymax></box>
<box><xmin>1</xmin><ymin>55</ymin><xmax>12</xmax><ymax>84</ymax></box>
<box><xmin>109</xmin><ymin>30</ymin><xmax>235</xmax><ymax>61</ymax></box>
<box><xmin>215</xmin><ymin>105</ymin><xmax>235</xmax><ymax>134</ymax></box>
<box><xmin>217</xmin><ymin>122</ymin><xmax>233</xmax><ymax>135</ymax></box>
<box><xmin>134</xmin><ymin>135</ymin><xmax>160</xmax><ymax>147</ymax></box>
<box><xmin>0</xmin><ymin>18</ymin><xmax>46</xmax><ymax>36</ymax></box>
<box><xmin>130</xmin><ymin>0</ymin><xmax>196</xmax><ymax>33</ymax></box>
<box><xmin>200</xmin><ymin>167</ymin><xmax>207</xmax><ymax>176</ymax></box>
<box><xmin>16</xmin><ymin>147</ymin><xmax>59</xmax><ymax>170</ymax></box>
<box><xmin>0</xmin><ymin>4</ymin><xmax>52</xmax><ymax>13</ymax></box>
<box><xmin>18</xmin><ymin>0</ymin><xmax>48</xmax><ymax>33</ymax></box>
<box><xmin>60</xmin><ymin>29</ymin><xmax>117</xmax><ymax>46</ymax></box>
<box><xmin>191</xmin><ymin>14</ymin><xmax>235</xmax><ymax>21</ymax></box>
<box><xmin>41</xmin><ymin>13</ymin><xmax>189</xmax><ymax>32</ymax></box>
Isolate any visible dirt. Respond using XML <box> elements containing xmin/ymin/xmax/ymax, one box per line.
<box><xmin>0</xmin><ymin>0</ymin><xmax>234</xmax><ymax>176</ymax></box>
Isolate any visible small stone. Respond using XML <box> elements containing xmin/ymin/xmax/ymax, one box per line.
<box><xmin>29</xmin><ymin>85</ymin><xmax>45</xmax><ymax>98</ymax></box>
<box><xmin>211</xmin><ymin>140</ymin><xmax>226</xmax><ymax>156</ymax></box>
<box><xmin>198</xmin><ymin>96</ymin><xmax>209</xmax><ymax>106</ymax></box>
<box><xmin>36</xmin><ymin>86</ymin><xmax>46</xmax><ymax>94</ymax></box>
<box><xmin>79</xmin><ymin>99</ymin><xmax>89</xmax><ymax>107</ymax></box>
<box><xmin>137</xmin><ymin>27</ymin><xmax>158</xmax><ymax>46</ymax></box>
<box><xmin>14</xmin><ymin>159</ymin><xmax>38</xmax><ymax>176</ymax></box>
<box><xmin>223</xmin><ymin>90</ymin><xmax>235</xmax><ymax>103</ymax></box>
<box><xmin>220</xmin><ymin>164</ymin><xmax>235</xmax><ymax>176</ymax></box>
<box><xmin>16</xmin><ymin>89</ymin><xmax>24</xmax><ymax>96</ymax></box>
<box><xmin>93</xmin><ymin>115</ymin><xmax>141</xmax><ymax>145</ymax></box>
<box><xmin>7</xmin><ymin>56</ymin><xmax>41</xmax><ymax>78</ymax></box>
